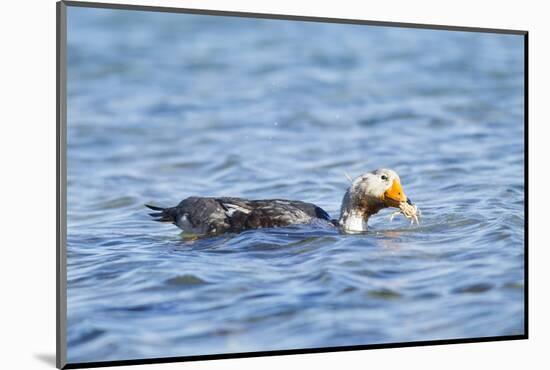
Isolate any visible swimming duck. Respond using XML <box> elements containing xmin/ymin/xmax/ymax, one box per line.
<box><xmin>146</xmin><ymin>168</ymin><xmax>412</xmax><ymax>234</ymax></box>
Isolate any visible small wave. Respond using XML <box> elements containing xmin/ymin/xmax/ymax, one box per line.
<box><xmin>452</xmin><ymin>283</ymin><xmax>494</xmax><ymax>294</ymax></box>
<box><xmin>96</xmin><ymin>196</ymin><xmax>137</xmax><ymax>210</ymax></box>
<box><xmin>165</xmin><ymin>274</ymin><xmax>210</xmax><ymax>286</ymax></box>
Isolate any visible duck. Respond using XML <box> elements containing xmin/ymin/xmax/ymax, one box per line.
<box><xmin>146</xmin><ymin>168</ymin><xmax>412</xmax><ymax>235</ymax></box>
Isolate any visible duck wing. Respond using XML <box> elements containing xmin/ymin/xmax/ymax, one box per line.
<box><xmin>219</xmin><ymin>198</ymin><xmax>333</xmax><ymax>231</ymax></box>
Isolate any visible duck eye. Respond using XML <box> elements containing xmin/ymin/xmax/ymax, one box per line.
<box><xmin>381</xmin><ymin>174</ymin><xmax>388</xmax><ymax>181</ymax></box>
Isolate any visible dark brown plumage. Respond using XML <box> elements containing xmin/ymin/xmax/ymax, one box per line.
<box><xmin>146</xmin><ymin>197</ymin><xmax>334</xmax><ymax>235</ymax></box>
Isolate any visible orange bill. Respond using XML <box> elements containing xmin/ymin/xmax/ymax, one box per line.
<box><xmin>384</xmin><ymin>179</ymin><xmax>407</xmax><ymax>206</ymax></box>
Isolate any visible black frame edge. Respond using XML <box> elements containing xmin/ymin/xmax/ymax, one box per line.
<box><xmin>57</xmin><ymin>1</ymin><xmax>68</xmax><ymax>369</ymax></box>
<box><xmin>523</xmin><ymin>32</ymin><xmax>529</xmax><ymax>338</ymax></box>
<box><xmin>62</xmin><ymin>0</ymin><xmax>527</xmax><ymax>35</ymax></box>
<box><xmin>63</xmin><ymin>335</ymin><xmax>527</xmax><ymax>369</ymax></box>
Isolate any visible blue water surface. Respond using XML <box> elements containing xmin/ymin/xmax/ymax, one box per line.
<box><xmin>66</xmin><ymin>7</ymin><xmax>525</xmax><ymax>363</ymax></box>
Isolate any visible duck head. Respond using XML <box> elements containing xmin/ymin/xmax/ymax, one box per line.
<box><xmin>338</xmin><ymin>168</ymin><xmax>410</xmax><ymax>232</ymax></box>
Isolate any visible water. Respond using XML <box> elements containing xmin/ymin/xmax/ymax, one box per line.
<box><xmin>66</xmin><ymin>7</ymin><xmax>525</xmax><ymax>364</ymax></box>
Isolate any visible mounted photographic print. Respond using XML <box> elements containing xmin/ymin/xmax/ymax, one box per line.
<box><xmin>56</xmin><ymin>1</ymin><xmax>528</xmax><ymax>368</ymax></box>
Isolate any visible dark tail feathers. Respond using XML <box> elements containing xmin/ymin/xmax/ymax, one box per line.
<box><xmin>145</xmin><ymin>204</ymin><xmax>177</xmax><ymax>223</ymax></box>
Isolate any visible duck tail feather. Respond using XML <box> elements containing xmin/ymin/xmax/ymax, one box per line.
<box><xmin>145</xmin><ymin>204</ymin><xmax>177</xmax><ymax>224</ymax></box>
<box><xmin>145</xmin><ymin>204</ymin><xmax>165</xmax><ymax>211</ymax></box>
